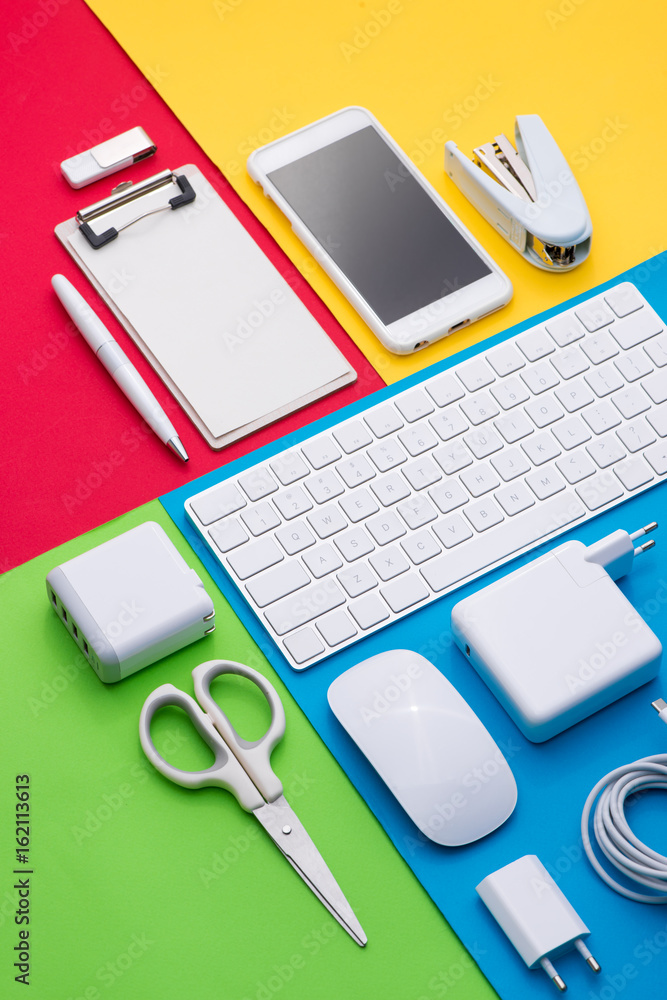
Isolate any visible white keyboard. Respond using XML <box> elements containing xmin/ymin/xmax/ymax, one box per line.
<box><xmin>185</xmin><ymin>282</ymin><xmax>667</xmax><ymax>669</ymax></box>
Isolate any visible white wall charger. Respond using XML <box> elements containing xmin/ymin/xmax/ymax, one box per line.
<box><xmin>46</xmin><ymin>521</ymin><xmax>215</xmax><ymax>683</ymax></box>
<box><xmin>451</xmin><ymin>524</ymin><xmax>662</xmax><ymax>742</ymax></box>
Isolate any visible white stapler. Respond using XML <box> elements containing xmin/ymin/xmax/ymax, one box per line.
<box><xmin>445</xmin><ymin>115</ymin><xmax>592</xmax><ymax>271</ymax></box>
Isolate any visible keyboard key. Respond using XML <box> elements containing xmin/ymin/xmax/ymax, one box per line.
<box><xmin>380</xmin><ymin>575</ymin><xmax>429</xmax><ymax>613</ymax></box>
<box><xmin>556</xmin><ymin>451</ymin><xmax>596</xmax><ymax>484</ymax></box>
<box><xmin>554</xmin><ymin>380</ymin><xmax>595</xmax><ymax>412</ymax></box>
<box><xmin>270</xmin><ymin>451</ymin><xmax>310</xmax><ymax>486</ymax></box>
<box><xmin>525</xmin><ymin>466</ymin><xmax>566</xmax><ymax>500</ymax></box>
<box><xmin>490</xmin><ymin>376</ymin><xmax>530</xmax><ymax>410</ymax></box>
<box><xmin>616</xmin><ymin>419</ymin><xmax>656</xmax><ymax>453</ymax></box>
<box><xmin>402</xmin><ymin>457</ymin><xmax>441</xmax><ymax>490</ymax></box>
<box><xmin>494</xmin><ymin>412</ymin><xmax>533</xmax><ymax>444</ymax></box>
<box><xmin>209</xmin><ymin>519</ymin><xmax>248</xmax><ymax>553</ymax></box>
<box><xmin>517</xmin><ymin>327</ymin><xmax>554</xmax><ymax>361</ymax></box>
<box><xmin>240</xmin><ymin>502</ymin><xmax>281</xmax><ymax>536</ymax></box>
<box><xmin>464</xmin><ymin>498</ymin><xmax>504</xmax><ymax>532</ymax></box>
<box><xmin>614</xmin><ymin>456</ymin><xmax>653</xmax><ymax>491</ymax></box>
<box><xmin>190</xmin><ymin>483</ymin><xmax>245</xmax><ymax>525</ymax></box>
<box><xmin>433</xmin><ymin>442</ymin><xmax>473</xmax><ymax>475</ymax></box>
<box><xmin>367</xmin><ymin>439</ymin><xmax>407</xmax><ymax>472</ymax></box>
<box><xmin>366</xmin><ymin>511</ymin><xmax>406</xmax><ymax>545</ymax></box>
<box><xmin>615</xmin><ymin>348</ymin><xmax>653</xmax><ymax>382</ymax></box>
<box><xmin>245</xmin><ymin>561</ymin><xmax>310</xmax><ymax>608</ymax></box>
<box><xmin>301</xmin><ymin>436</ymin><xmax>341</xmax><ymax>470</ymax></box>
<box><xmin>644</xmin><ymin>333</ymin><xmax>667</xmax><ymax>368</ymax></box>
<box><xmin>302</xmin><ymin>544</ymin><xmax>343</xmax><ymax>578</ymax></box>
<box><xmin>574</xmin><ymin>298</ymin><xmax>614</xmax><ymax>332</ymax></box>
<box><xmin>371</xmin><ymin>473</ymin><xmax>411</xmax><ymax>507</ymax></box>
<box><xmin>429</xmin><ymin>480</ymin><xmax>469</xmax><ymax>513</ymax></box>
<box><xmin>552</xmin><ymin>417</ymin><xmax>591</xmax><ymax>450</ymax></box>
<box><xmin>457</xmin><ymin>358</ymin><xmax>495</xmax><ymax>391</ymax></box>
<box><xmin>486</xmin><ymin>343</ymin><xmax>525</xmax><ymax>377</ymax></box>
<box><xmin>521</xmin><ymin>361</ymin><xmax>559</xmax><ymax>395</ymax></box>
<box><xmin>395</xmin><ymin>389</ymin><xmax>434</xmax><ymax>422</ymax></box>
<box><xmin>307</xmin><ymin>504</ymin><xmax>347</xmax><ymax>539</ymax></box>
<box><xmin>491</xmin><ymin>447</ymin><xmax>531</xmax><ymax>481</ymax></box>
<box><xmin>333</xmin><ymin>421</ymin><xmax>373</xmax><ymax>454</ymax></box>
<box><xmin>432</xmin><ymin>514</ymin><xmax>473</xmax><ymax>548</ymax></box>
<box><xmin>429</xmin><ymin>408</ymin><xmax>468</xmax><ymax>440</ymax></box>
<box><xmin>398</xmin><ymin>424</ymin><xmax>439</xmax><ymax>456</ymax></box>
<box><xmin>421</xmin><ymin>495</ymin><xmax>585</xmax><ymax>591</ymax></box>
<box><xmin>460</xmin><ymin>464</ymin><xmax>500</xmax><ymax>497</ymax></box>
<box><xmin>364</xmin><ymin>405</ymin><xmax>403</xmax><ymax>438</ymax></box>
<box><xmin>336</xmin><ymin>455</ymin><xmax>376</xmax><ymax>488</ymax></box>
<box><xmin>316</xmin><ymin>611</ymin><xmax>357</xmax><ymax>647</ymax></box>
<box><xmin>265</xmin><ymin>580</ymin><xmax>345</xmax><ymax>634</ymax></box>
<box><xmin>463</xmin><ymin>427</ymin><xmax>503</xmax><ymax>459</ymax></box>
<box><xmin>348</xmin><ymin>593</ymin><xmax>390</xmax><ymax>630</ymax></box>
<box><xmin>582</xmin><ymin>401</ymin><xmax>621</xmax><ymax>435</ymax></box>
<box><xmin>610</xmin><ymin>309</ymin><xmax>662</xmax><ymax>350</ymax></box>
<box><xmin>337</xmin><ymin>563</ymin><xmax>378</xmax><ymax>597</ymax></box>
<box><xmin>605</xmin><ymin>283</ymin><xmax>644</xmax><ymax>318</ymax></box>
<box><xmin>525</xmin><ymin>396</ymin><xmax>564</xmax><ymax>428</ymax></box>
<box><xmin>304</xmin><ymin>471</ymin><xmax>345</xmax><ymax>504</ymax></box>
<box><xmin>522</xmin><ymin>432</ymin><xmax>561</xmax><ymax>465</ymax></box>
<box><xmin>227</xmin><ymin>537</ymin><xmax>283</xmax><ymax>580</ymax></box>
<box><xmin>641</xmin><ymin>370</ymin><xmax>667</xmax><ymax>405</ymax></box>
<box><xmin>369</xmin><ymin>546</ymin><xmax>410</xmax><ymax>581</ymax></box>
<box><xmin>339</xmin><ymin>488</ymin><xmax>379</xmax><ymax>523</ymax></box>
<box><xmin>644</xmin><ymin>442</ymin><xmax>667</xmax><ymax>475</ymax></box>
<box><xmin>334</xmin><ymin>527</ymin><xmax>374</xmax><ymax>562</ymax></box>
<box><xmin>459</xmin><ymin>392</ymin><xmax>499</xmax><ymax>425</ymax></box>
<box><xmin>396</xmin><ymin>495</ymin><xmax>437</xmax><ymax>530</ymax></box>
<box><xmin>647</xmin><ymin>404</ymin><xmax>667</xmax><ymax>437</ymax></box>
<box><xmin>586</xmin><ymin>435</ymin><xmax>626</xmax><ymax>469</ymax></box>
<box><xmin>425</xmin><ymin>372</ymin><xmax>465</xmax><ymax>407</ymax></box>
<box><xmin>551</xmin><ymin>347</ymin><xmax>589</xmax><ymax>380</ymax></box>
<box><xmin>612</xmin><ymin>386</ymin><xmax>650</xmax><ymax>420</ymax></box>
<box><xmin>576</xmin><ymin>473</ymin><xmax>624</xmax><ymax>510</ymax></box>
<box><xmin>275</xmin><ymin>521</ymin><xmax>315</xmax><ymax>555</ymax></box>
<box><xmin>546</xmin><ymin>312</ymin><xmax>586</xmax><ymax>346</ymax></box>
<box><xmin>401</xmin><ymin>530</ymin><xmax>441</xmax><ymax>565</ymax></box>
<box><xmin>495</xmin><ymin>482</ymin><xmax>535</xmax><ymax>516</ymax></box>
<box><xmin>584</xmin><ymin>365</ymin><xmax>624</xmax><ymax>397</ymax></box>
<box><xmin>283</xmin><ymin>628</ymin><xmax>325</xmax><ymax>665</ymax></box>
<box><xmin>238</xmin><ymin>467</ymin><xmax>278</xmax><ymax>501</ymax></box>
<box><xmin>580</xmin><ymin>331</ymin><xmax>618</xmax><ymax>365</ymax></box>
<box><xmin>273</xmin><ymin>486</ymin><xmax>313</xmax><ymax>520</ymax></box>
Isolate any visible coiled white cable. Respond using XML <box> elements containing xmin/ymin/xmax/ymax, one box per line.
<box><xmin>581</xmin><ymin>729</ymin><xmax>667</xmax><ymax>904</ymax></box>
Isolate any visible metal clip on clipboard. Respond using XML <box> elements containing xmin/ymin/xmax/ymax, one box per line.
<box><xmin>77</xmin><ymin>169</ymin><xmax>196</xmax><ymax>249</ymax></box>
<box><xmin>445</xmin><ymin>115</ymin><xmax>592</xmax><ymax>271</ymax></box>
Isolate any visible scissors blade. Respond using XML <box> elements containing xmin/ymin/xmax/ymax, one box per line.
<box><xmin>254</xmin><ymin>795</ymin><xmax>367</xmax><ymax>948</ymax></box>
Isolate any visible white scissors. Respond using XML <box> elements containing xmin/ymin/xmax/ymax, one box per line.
<box><xmin>139</xmin><ymin>659</ymin><xmax>366</xmax><ymax>947</ymax></box>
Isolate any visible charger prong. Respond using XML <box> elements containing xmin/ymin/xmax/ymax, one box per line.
<box><xmin>634</xmin><ymin>539</ymin><xmax>656</xmax><ymax>556</ymax></box>
<box><xmin>574</xmin><ymin>937</ymin><xmax>601</xmax><ymax>973</ymax></box>
<box><xmin>540</xmin><ymin>957</ymin><xmax>566</xmax><ymax>992</ymax></box>
<box><xmin>630</xmin><ymin>522</ymin><xmax>658</xmax><ymax>542</ymax></box>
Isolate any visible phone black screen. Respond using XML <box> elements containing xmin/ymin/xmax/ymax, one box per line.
<box><xmin>267</xmin><ymin>125</ymin><xmax>491</xmax><ymax>326</ymax></box>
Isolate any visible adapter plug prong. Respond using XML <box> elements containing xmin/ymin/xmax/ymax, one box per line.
<box><xmin>539</xmin><ymin>957</ymin><xmax>566</xmax><ymax>992</ymax></box>
<box><xmin>574</xmin><ymin>937</ymin><xmax>601</xmax><ymax>973</ymax></box>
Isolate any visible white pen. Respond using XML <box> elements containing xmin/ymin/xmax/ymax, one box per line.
<box><xmin>51</xmin><ymin>274</ymin><xmax>188</xmax><ymax>462</ymax></box>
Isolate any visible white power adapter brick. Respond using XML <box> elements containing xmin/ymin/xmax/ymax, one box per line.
<box><xmin>477</xmin><ymin>854</ymin><xmax>600</xmax><ymax>992</ymax></box>
<box><xmin>451</xmin><ymin>524</ymin><xmax>662</xmax><ymax>741</ymax></box>
<box><xmin>46</xmin><ymin>521</ymin><xmax>215</xmax><ymax>683</ymax></box>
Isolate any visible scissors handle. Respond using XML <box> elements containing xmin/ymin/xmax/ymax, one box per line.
<box><xmin>193</xmin><ymin>660</ymin><xmax>285</xmax><ymax>803</ymax></box>
<box><xmin>139</xmin><ymin>683</ymin><xmax>264</xmax><ymax>811</ymax></box>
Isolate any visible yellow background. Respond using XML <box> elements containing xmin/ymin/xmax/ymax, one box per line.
<box><xmin>87</xmin><ymin>0</ymin><xmax>666</xmax><ymax>383</ymax></box>
<box><xmin>87</xmin><ymin>0</ymin><xmax>666</xmax><ymax>384</ymax></box>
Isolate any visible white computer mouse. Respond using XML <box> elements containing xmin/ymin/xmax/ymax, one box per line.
<box><xmin>327</xmin><ymin>649</ymin><xmax>517</xmax><ymax>847</ymax></box>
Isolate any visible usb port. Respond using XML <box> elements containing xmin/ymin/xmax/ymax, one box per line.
<box><xmin>72</xmin><ymin>622</ymin><xmax>78</xmax><ymax>639</ymax></box>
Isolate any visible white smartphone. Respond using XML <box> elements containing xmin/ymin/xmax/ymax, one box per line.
<box><xmin>247</xmin><ymin>106</ymin><xmax>512</xmax><ymax>355</ymax></box>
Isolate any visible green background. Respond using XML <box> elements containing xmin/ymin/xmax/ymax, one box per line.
<box><xmin>0</xmin><ymin>501</ymin><xmax>495</xmax><ymax>999</ymax></box>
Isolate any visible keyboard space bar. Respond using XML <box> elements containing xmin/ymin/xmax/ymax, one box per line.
<box><xmin>421</xmin><ymin>494</ymin><xmax>585</xmax><ymax>593</ymax></box>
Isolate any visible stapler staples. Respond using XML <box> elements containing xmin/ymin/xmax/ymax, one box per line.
<box><xmin>445</xmin><ymin>115</ymin><xmax>592</xmax><ymax>271</ymax></box>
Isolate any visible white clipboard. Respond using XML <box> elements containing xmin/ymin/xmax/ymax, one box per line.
<box><xmin>55</xmin><ymin>165</ymin><xmax>356</xmax><ymax>449</ymax></box>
